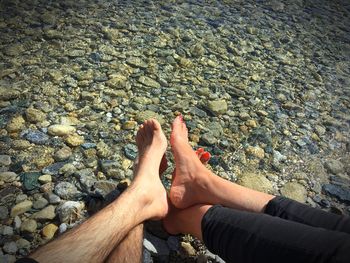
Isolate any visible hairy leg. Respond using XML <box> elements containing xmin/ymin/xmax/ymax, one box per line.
<box><xmin>30</xmin><ymin>119</ymin><xmax>169</xmax><ymax>263</ymax></box>
<box><xmin>105</xmin><ymin>224</ymin><xmax>144</xmax><ymax>263</ymax></box>
<box><xmin>169</xmin><ymin>115</ymin><xmax>274</xmax><ymax>213</ymax></box>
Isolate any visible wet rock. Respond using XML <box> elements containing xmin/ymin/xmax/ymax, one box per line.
<box><xmin>42</xmin><ymin>223</ymin><xmax>58</xmax><ymax>239</ymax></box>
<box><xmin>42</xmin><ymin>162</ymin><xmax>67</xmax><ymax>175</ymax></box>
<box><xmin>324</xmin><ymin>159</ymin><xmax>344</xmax><ymax>175</ymax></box>
<box><xmin>0</xmin><ymin>205</ymin><xmax>9</xmax><ymax>219</ymax></box>
<box><xmin>124</xmin><ymin>144</ymin><xmax>138</xmax><ymax>160</ymax></box>
<box><xmin>38</xmin><ymin>174</ymin><xmax>52</xmax><ymax>184</ymax></box>
<box><xmin>57</xmin><ymin>201</ymin><xmax>84</xmax><ymax>223</ymax></box>
<box><xmin>55</xmin><ymin>182</ymin><xmax>79</xmax><ymax>199</ymax></box>
<box><xmin>237</xmin><ymin>172</ymin><xmax>273</xmax><ymax>193</ymax></box>
<box><xmin>207</xmin><ymin>100</ymin><xmax>228</xmax><ymax>115</ymax></box>
<box><xmin>31</xmin><ymin>205</ymin><xmax>56</xmax><ymax>220</ymax></box>
<box><xmin>3</xmin><ymin>241</ymin><xmax>18</xmax><ymax>254</ymax></box>
<box><xmin>65</xmin><ymin>134</ymin><xmax>84</xmax><ymax>147</ymax></box>
<box><xmin>25</xmin><ymin>108</ymin><xmax>46</xmax><ymax>123</ymax></box>
<box><xmin>11</xmin><ymin>200</ymin><xmax>33</xmax><ymax>217</ymax></box>
<box><xmin>20</xmin><ymin>172</ymin><xmax>41</xmax><ymax>191</ymax></box>
<box><xmin>135</xmin><ymin>110</ymin><xmax>165</xmax><ymax>125</ymax></box>
<box><xmin>24</xmin><ymin>130</ymin><xmax>49</xmax><ymax>145</ymax></box>
<box><xmin>280</xmin><ymin>182</ymin><xmax>307</xmax><ymax>203</ymax></box>
<box><xmin>245</xmin><ymin>146</ymin><xmax>265</xmax><ymax>159</ymax></box>
<box><xmin>0</xmin><ymin>87</ymin><xmax>20</xmax><ymax>101</ymax></box>
<box><xmin>138</xmin><ymin>76</ymin><xmax>160</xmax><ymax>88</ymax></box>
<box><xmin>323</xmin><ymin>184</ymin><xmax>350</xmax><ymax>204</ymax></box>
<box><xmin>6</xmin><ymin>115</ymin><xmax>25</xmax><ymax>133</ymax></box>
<box><xmin>48</xmin><ymin>125</ymin><xmax>76</xmax><ymax>136</ymax></box>
<box><xmin>33</xmin><ymin>197</ymin><xmax>48</xmax><ymax>209</ymax></box>
<box><xmin>0</xmin><ymin>172</ymin><xmax>17</xmax><ymax>182</ymax></box>
<box><xmin>0</xmin><ymin>155</ymin><xmax>12</xmax><ymax>166</ymax></box>
<box><xmin>21</xmin><ymin>219</ymin><xmax>37</xmax><ymax>233</ymax></box>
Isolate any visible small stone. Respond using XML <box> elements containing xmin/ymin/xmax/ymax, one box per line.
<box><xmin>280</xmin><ymin>182</ymin><xmax>307</xmax><ymax>203</ymax></box>
<box><xmin>24</xmin><ymin>130</ymin><xmax>50</xmax><ymax>145</ymax></box>
<box><xmin>42</xmin><ymin>162</ymin><xmax>67</xmax><ymax>175</ymax></box>
<box><xmin>33</xmin><ymin>197</ymin><xmax>49</xmax><ymax>209</ymax></box>
<box><xmin>11</xmin><ymin>200</ymin><xmax>33</xmax><ymax>217</ymax></box>
<box><xmin>0</xmin><ymin>172</ymin><xmax>17</xmax><ymax>183</ymax></box>
<box><xmin>2</xmin><ymin>225</ymin><xmax>14</xmax><ymax>235</ymax></box>
<box><xmin>138</xmin><ymin>76</ymin><xmax>160</xmax><ymax>88</ymax></box>
<box><xmin>124</xmin><ymin>144</ymin><xmax>138</xmax><ymax>160</ymax></box>
<box><xmin>246</xmin><ymin>119</ymin><xmax>257</xmax><ymax>128</ymax></box>
<box><xmin>65</xmin><ymin>134</ymin><xmax>84</xmax><ymax>147</ymax></box>
<box><xmin>21</xmin><ymin>219</ymin><xmax>37</xmax><ymax>233</ymax></box>
<box><xmin>181</xmin><ymin>242</ymin><xmax>196</xmax><ymax>256</ymax></box>
<box><xmin>245</xmin><ymin>146</ymin><xmax>265</xmax><ymax>159</ymax></box>
<box><xmin>48</xmin><ymin>125</ymin><xmax>76</xmax><ymax>136</ymax></box>
<box><xmin>239</xmin><ymin>112</ymin><xmax>250</xmax><ymax>120</ymax></box>
<box><xmin>324</xmin><ymin>159</ymin><xmax>344</xmax><ymax>175</ymax></box>
<box><xmin>55</xmin><ymin>182</ymin><xmax>79</xmax><ymax>199</ymax></box>
<box><xmin>48</xmin><ymin>194</ymin><xmax>61</xmax><ymax>204</ymax></box>
<box><xmin>16</xmin><ymin>238</ymin><xmax>31</xmax><ymax>249</ymax></box>
<box><xmin>59</xmin><ymin>163</ymin><xmax>76</xmax><ymax>176</ymax></box>
<box><xmin>0</xmin><ymin>87</ymin><xmax>20</xmax><ymax>100</ymax></box>
<box><xmin>201</xmin><ymin>133</ymin><xmax>217</xmax><ymax>145</ymax></box>
<box><xmin>57</xmin><ymin>201</ymin><xmax>84</xmax><ymax>223</ymax></box>
<box><xmin>42</xmin><ymin>223</ymin><xmax>58</xmax><ymax>239</ymax></box>
<box><xmin>0</xmin><ymin>155</ymin><xmax>12</xmax><ymax>166</ymax></box>
<box><xmin>122</xmin><ymin>121</ymin><xmax>137</xmax><ymax>130</ymax></box>
<box><xmin>6</xmin><ymin>115</ymin><xmax>26</xmax><ymax>133</ymax></box>
<box><xmin>31</xmin><ymin>205</ymin><xmax>56</xmax><ymax>220</ymax></box>
<box><xmin>0</xmin><ymin>206</ymin><xmax>9</xmax><ymax>219</ymax></box>
<box><xmin>13</xmin><ymin>216</ymin><xmax>21</xmax><ymax>229</ymax></box>
<box><xmin>38</xmin><ymin>174</ymin><xmax>52</xmax><ymax>184</ymax></box>
<box><xmin>135</xmin><ymin>110</ymin><xmax>165</xmax><ymax>125</ymax></box>
<box><xmin>323</xmin><ymin>184</ymin><xmax>350</xmax><ymax>204</ymax></box>
<box><xmin>106</xmin><ymin>74</ymin><xmax>127</xmax><ymax>89</ymax></box>
<box><xmin>96</xmin><ymin>141</ymin><xmax>113</xmax><ymax>158</ymax></box>
<box><xmin>59</xmin><ymin>223</ymin><xmax>67</xmax><ymax>234</ymax></box>
<box><xmin>20</xmin><ymin>172</ymin><xmax>41</xmax><ymax>191</ymax></box>
<box><xmin>25</xmin><ymin>108</ymin><xmax>46</xmax><ymax>123</ymax></box>
<box><xmin>207</xmin><ymin>100</ymin><xmax>228</xmax><ymax>115</ymax></box>
<box><xmin>237</xmin><ymin>172</ymin><xmax>273</xmax><ymax>193</ymax></box>
<box><xmin>3</xmin><ymin>241</ymin><xmax>18</xmax><ymax>254</ymax></box>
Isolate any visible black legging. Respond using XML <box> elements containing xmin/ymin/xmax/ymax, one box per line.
<box><xmin>202</xmin><ymin>196</ymin><xmax>350</xmax><ymax>263</ymax></box>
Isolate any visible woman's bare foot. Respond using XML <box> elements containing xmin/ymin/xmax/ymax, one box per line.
<box><xmin>169</xmin><ymin>116</ymin><xmax>213</xmax><ymax>209</ymax></box>
<box><xmin>132</xmin><ymin>119</ymin><xmax>169</xmax><ymax>219</ymax></box>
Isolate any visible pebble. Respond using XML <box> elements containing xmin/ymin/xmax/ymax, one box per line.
<box><xmin>54</xmin><ymin>147</ymin><xmax>72</xmax><ymax>161</ymax></box>
<box><xmin>138</xmin><ymin>76</ymin><xmax>160</xmax><ymax>88</ymax></box>
<box><xmin>0</xmin><ymin>205</ymin><xmax>9</xmax><ymax>219</ymax></box>
<box><xmin>3</xmin><ymin>241</ymin><xmax>18</xmax><ymax>254</ymax></box>
<box><xmin>38</xmin><ymin>174</ymin><xmax>52</xmax><ymax>184</ymax></box>
<box><xmin>42</xmin><ymin>223</ymin><xmax>58</xmax><ymax>239</ymax></box>
<box><xmin>14</xmin><ymin>216</ymin><xmax>21</xmax><ymax>229</ymax></box>
<box><xmin>21</xmin><ymin>219</ymin><xmax>37</xmax><ymax>233</ymax></box>
<box><xmin>25</xmin><ymin>108</ymin><xmax>46</xmax><ymax>123</ymax></box>
<box><xmin>57</xmin><ymin>201</ymin><xmax>84</xmax><ymax>223</ymax></box>
<box><xmin>59</xmin><ymin>223</ymin><xmax>68</xmax><ymax>234</ymax></box>
<box><xmin>324</xmin><ymin>159</ymin><xmax>344</xmax><ymax>175</ymax></box>
<box><xmin>0</xmin><ymin>172</ymin><xmax>17</xmax><ymax>183</ymax></box>
<box><xmin>20</xmin><ymin>172</ymin><xmax>41</xmax><ymax>191</ymax></box>
<box><xmin>48</xmin><ymin>125</ymin><xmax>76</xmax><ymax>136</ymax></box>
<box><xmin>31</xmin><ymin>205</ymin><xmax>56</xmax><ymax>220</ymax></box>
<box><xmin>16</xmin><ymin>238</ymin><xmax>31</xmax><ymax>249</ymax></box>
<box><xmin>124</xmin><ymin>144</ymin><xmax>138</xmax><ymax>160</ymax></box>
<box><xmin>245</xmin><ymin>146</ymin><xmax>265</xmax><ymax>159</ymax></box>
<box><xmin>207</xmin><ymin>100</ymin><xmax>228</xmax><ymax>115</ymax></box>
<box><xmin>323</xmin><ymin>184</ymin><xmax>350</xmax><ymax>204</ymax></box>
<box><xmin>11</xmin><ymin>200</ymin><xmax>33</xmax><ymax>217</ymax></box>
<box><xmin>48</xmin><ymin>193</ymin><xmax>61</xmax><ymax>204</ymax></box>
<box><xmin>24</xmin><ymin>130</ymin><xmax>50</xmax><ymax>145</ymax></box>
<box><xmin>2</xmin><ymin>225</ymin><xmax>14</xmax><ymax>235</ymax></box>
<box><xmin>0</xmin><ymin>155</ymin><xmax>12</xmax><ymax>166</ymax></box>
<box><xmin>280</xmin><ymin>182</ymin><xmax>307</xmax><ymax>203</ymax></box>
<box><xmin>237</xmin><ymin>172</ymin><xmax>274</xmax><ymax>193</ymax></box>
<box><xmin>65</xmin><ymin>134</ymin><xmax>84</xmax><ymax>147</ymax></box>
<box><xmin>42</xmin><ymin>162</ymin><xmax>67</xmax><ymax>175</ymax></box>
<box><xmin>33</xmin><ymin>197</ymin><xmax>49</xmax><ymax>209</ymax></box>
<box><xmin>55</xmin><ymin>182</ymin><xmax>79</xmax><ymax>199</ymax></box>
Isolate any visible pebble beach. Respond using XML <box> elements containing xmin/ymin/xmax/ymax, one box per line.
<box><xmin>0</xmin><ymin>0</ymin><xmax>350</xmax><ymax>262</ymax></box>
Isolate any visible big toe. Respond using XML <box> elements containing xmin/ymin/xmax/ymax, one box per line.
<box><xmin>171</xmin><ymin>115</ymin><xmax>188</xmax><ymax>143</ymax></box>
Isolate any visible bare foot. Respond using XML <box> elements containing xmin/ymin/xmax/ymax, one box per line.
<box><xmin>169</xmin><ymin>116</ymin><xmax>212</xmax><ymax>209</ymax></box>
<box><xmin>132</xmin><ymin>119</ymin><xmax>169</xmax><ymax>219</ymax></box>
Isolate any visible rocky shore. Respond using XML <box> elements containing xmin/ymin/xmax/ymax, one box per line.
<box><xmin>0</xmin><ymin>0</ymin><xmax>349</xmax><ymax>262</ymax></box>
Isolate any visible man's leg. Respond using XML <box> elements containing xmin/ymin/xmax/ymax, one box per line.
<box><xmin>30</xmin><ymin>119</ymin><xmax>169</xmax><ymax>263</ymax></box>
<box><xmin>169</xmin><ymin>115</ymin><xmax>274</xmax><ymax>213</ymax></box>
<box><xmin>105</xmin><ymin>224</ymin><xmax>144</xmax><ymax>263</ymax></box>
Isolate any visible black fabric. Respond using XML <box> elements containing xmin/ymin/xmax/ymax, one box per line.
<box><xmin>202</xmin><ymin>199</ymin><xmax>350</xmax><ymax>263</ymax></box>
<box><xmin>15</xmin><ymin>259</ymin><xmax>38</xmax><ymax>263</ymax></box>
<box><xmin>265</xmin><ymin>196</ymin><xmax>350</xmax><ymax>234</ymax></box>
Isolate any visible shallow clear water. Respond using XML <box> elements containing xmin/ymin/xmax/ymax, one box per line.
<box><xmin>0</xmin><ymin>0</ymin><xmax>349</xmax><ymax>261</ymax></box>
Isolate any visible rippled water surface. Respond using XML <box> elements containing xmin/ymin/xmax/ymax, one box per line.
<box><xmin>0</xmin><ymin>0</ymin><xmax>350</xmax><ymax>261</ymax></box>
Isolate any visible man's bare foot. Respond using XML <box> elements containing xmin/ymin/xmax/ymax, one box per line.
<box><xmin>169</xmin><ymin>116</ymin><xmax>212</xmax><ymax>209</ymax></box>
<box><xmin>132</xmin><ymin>119</ymin><xmax>169</xmax><ymax>219</ymax></box>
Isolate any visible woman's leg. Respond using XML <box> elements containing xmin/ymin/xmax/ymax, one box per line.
<box><xmin>164</xmin><ymin>204</ymin><xmax>350</xmax><ymax>263</ymax></box>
